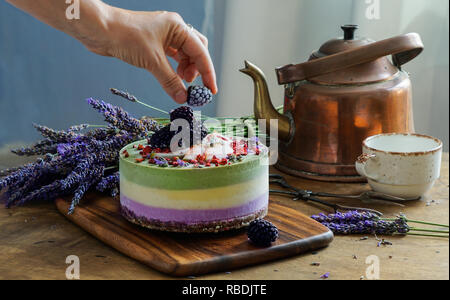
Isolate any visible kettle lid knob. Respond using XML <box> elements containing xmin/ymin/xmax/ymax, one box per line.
<box><xmin>341</xmin><ymin>24</ymin><xmax>359</xmax><ymax>40</ymax></box>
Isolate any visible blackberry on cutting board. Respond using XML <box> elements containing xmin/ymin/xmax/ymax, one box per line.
<box><xmin>247</xmin><ymin>219</ymin><xmax>279</xmax><ymax>247</ymax></box>
<box><xmin>149</xmin><ymin>125</ymin><xmax>174</xmax><ymax>149</ymax></box>
<box><xmin>187</xmin><ymin>86</ymin><xmax>212</xmax><ymax>107</ymax></box>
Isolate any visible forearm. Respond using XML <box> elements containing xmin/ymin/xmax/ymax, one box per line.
<box><xmin>6</xmin><ymin>0</ymin><xmax>217</xmax><ymax>100</ymax></box>
<box><xmin>6</xmin><ymin>0</ymin><xmax>113</xmax><ymax>54</ymax></box>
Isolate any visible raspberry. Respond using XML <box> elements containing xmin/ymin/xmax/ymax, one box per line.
<box><xmin>187</xmin><ymin>86</ymin><xmax>212</xmax><ymax>107</ymax></box>
<box><xmin>247</xmin><ymin>219</ymin><xmax>279</xmax><ymax>247</ymax></box>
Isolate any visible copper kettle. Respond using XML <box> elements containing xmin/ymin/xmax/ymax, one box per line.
<box><xmin>240</xmin><ymin>25</ymin><xmax>424</xmax><ymax>182</ymax></box>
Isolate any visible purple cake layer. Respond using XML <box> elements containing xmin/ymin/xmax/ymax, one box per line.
<box><xmin>121</xmin><ymin>204</ymin><xmax>268</xmax><ymax>233</ymax></box>
<box><xmin>120</xmin><ymin>192</ymin><xmax>269</xmax><ymax>225</ymax></box>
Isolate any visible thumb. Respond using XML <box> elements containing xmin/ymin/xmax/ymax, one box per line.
<box><xmin>150</xmin><ymin>52</ymin><xmax>187</xmax><ymax>104</ymax></box>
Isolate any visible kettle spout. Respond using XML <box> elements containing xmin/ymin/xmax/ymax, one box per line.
<box><xmin>240</xmin><ymin>61</ymin><xmax>292</xmax><ymax>142</ymax></box>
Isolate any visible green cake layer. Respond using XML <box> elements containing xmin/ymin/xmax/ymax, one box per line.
<box><xmin>119</xmin><ymin>140</ymin><xmax>268</xmax><ymax>190</ymax></box>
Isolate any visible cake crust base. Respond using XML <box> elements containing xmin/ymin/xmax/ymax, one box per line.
<box><xmin>121</xmin><ymin>205</ymin><xmax>268</xmax><ymax>233</ymax></box>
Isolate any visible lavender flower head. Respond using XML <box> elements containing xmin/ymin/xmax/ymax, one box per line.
<box><xmin>311</xmin><ymin>211</ymin><xmax>379</xmax><ymax>224</ymax></box>
<box><xmin>154</xmin><ymin>158</ymin><xmax>168</xmax><ymax>167</ymax></box>
<box><xmin>176</xmin><ymin>159</ymin><xmax>186</xmax><ymax>167</ymax></box>
<box><xmin>110</xmin><ymin>88</ymin><xmax>138</xmax><ymax>103</ymax></box>
<box><xmin>68</xmin><ymin>124</ymin><xmax>90</xmax><ymax>132</ymax></box>
<box><xmin>96</xmin><ymin>172</ymin><xmax>120</xmax><ymax>193</ymax></box>
<box><xmin>86</xmin><ymin>98</ymin><xmax>159</xmax><ymax>135</ymax></box>
<box><xmin>313</xmin><ymin>211</ymin><xmax>410</xmax><ymax>236</ymax></box>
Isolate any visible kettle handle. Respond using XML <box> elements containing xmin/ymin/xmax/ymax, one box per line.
<box><xmin>276</xmin><ymin>33</ymin><xmax>424</xmax><ymax>85</ymax></box>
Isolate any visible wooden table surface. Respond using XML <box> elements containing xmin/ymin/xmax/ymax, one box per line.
<box><xmin>0</xmin><ymin>152</ymin><xmax>448</xmax><ymax>280</ymax></box>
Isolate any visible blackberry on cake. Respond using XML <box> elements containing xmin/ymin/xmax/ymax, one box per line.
<box><xmin>170</xmin><ymin>106</ymin><xmax>194</xmax><ymax>124</ymax></box>
<box><xmin>149</xmin><ymin>125</ymin><xmax>174</xmax><ymax>149</ymax></box>
<box><xmin>247</xmin><ymin>219</ymin><xmax>279</xmax><ymax>246</ymax></box>
<box><xmin>191</xmin><ymin>120</ymin><xmax>208</xmax><ymax>145</ymax></box>
<box><xmin>187</xmin><ymin>86</ymin><xmax>212</xmax><ymax>107</ymax></box>
<box><xmin>169</xmin><ymin>106</ymin><xmax>208</xmax><ymax>148</ymax></box>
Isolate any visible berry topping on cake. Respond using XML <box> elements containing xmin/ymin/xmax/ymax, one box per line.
<box><xmin>149</xmin><ymin>125</ymin><xmax>174</xmax><ymax>149</ymax></box>
<box><xmin>129</xmin><ymin>132</ymin><xmax>266</xmax><ymax>169</ymax></box>
<box><xmin>170</xmin><ymin>106</ymin><xmax>194</xmax><ymax>124</ymax></box>
<box><xmin>191</xmin><ymin>120</ymin><xmax>208</xmax><ymax>145</ymax></box>
<box><xmin>151</xmin><ymin>106</ymin><xmax>208</xmax><ymax>150</ymax></box>
<box><xmin>247</xmin><ymin>219</ymin><xmax>279</xmax><ymax>246</ymax></box>
<box><xmin>187</xmin><ymin>86</ymin><xmax>212</xmax><ymax>107</ymax></box>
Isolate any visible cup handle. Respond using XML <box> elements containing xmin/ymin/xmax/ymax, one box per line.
<box><xmin>355</xmin><ymin>153</ymin><xmax>377</xmax><ymax>179</ymax></box>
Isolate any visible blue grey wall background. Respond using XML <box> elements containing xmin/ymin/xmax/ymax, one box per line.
<box><xmin>1</xmin><ymin>0</ymin><xmax>448</xmax><ymax>152</ymax></box>
<box><xmin>0</xmin><ymin>0</ymin><xmax>222</xmax><ymax>147</ymax></box>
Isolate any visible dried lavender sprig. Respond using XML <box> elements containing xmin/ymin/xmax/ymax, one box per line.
<box><xmin>24</xmin><ymin>154</ymin><xmax>96</xmax><ymax>207</ymax></box>
<box><xmin>85</xmin><ymin>127</ymin><xmax>117</xmax><ymax>140</ymax></box>
<box><xmin>11</xmin><ymin>144</ymin><xmax>57</xmax><ymax>156</ymax></box>
<box><xmin>87</xmin><ymin>98</ymin><xmax>160</xmax><ymax>135</ymax></box>
<box><xmin>33</xmin><ymin>124</ymin><xmax>81</xmax><ymax>143</ymax></box>
<box><xmin>313</xmin><ymin>211</ymin><xmax>449</xmax><ymax>237</ymax></box>
<box><xmin>68</xmin><ymin>181</ymin><xmax>90</xmax><ymax>214</ymax></box>
<box><xmin>56</xmin><ymin>142</ymin><xmax>89</xmax><ymax>158</ymax></box>
<box><xmin>110</xmin><ymin>88</ymin><xmax>138</xmax><ymax>103</ymax></box>
<box><xmin>68</xmin><ymin>164</ymin><xmax>104</xmax><ymax>214</ymax></box>
<box><xmin>1</xmin><ymin>159</ymin><xmax>43</xmax><ymax>192</ymax></box>
<box><xmin>110</xmin><ymin>88</ymin><xmax>169</xmax><ymax>115</ymax></box>
<box><xmin>11</xmin><ymin>139</ymin><xmax>57</xmax><ymax>156</ymax></box>
<box><xmin>56</xmin><ymin>132</ymin><xmax>133</xmax><ymax>161</ymax></box>
<box><xmin>58</xmin><ymin>156</ymin><xmax>95</xmax><ymax>192</ymax></box>
<box><xmin>14</xmin><ymin>180</ymin><xmax>64</xmax><ymax>206</ymax></box>
<box><xmin>68</xmin><ymin>124</ymin><xmax>90</xmax><ymax>132</ymax></box>
<box><xmin>311</xmin><ymin>211</ymin><xmax>379</xmax><ymax>224</ymax></box>
<box><xmin>0</xmin><ymin>154</ymin><xmax>52</xmax><ymax>191</ymax></box>
<box><xmin>0</xmin><ymin>166</ymin><xmax>22</xmax><ymax>177</ymax></box>
<box><xmin>10</xmin><ymin>155</ymin><xmax>84</xmax><ymax>207</ymax></box>
<box><xmin>89</xmin><ymin>131</ymin><xmax>135</xmax><ymax>153</ymax></box>
<box><xmin>96</xmin><ymin>172</ymin><xmax>119</xmax><ymax>193</ymax></box>
<box><xmin>321</xmin><ymin>220</ymin><xmax>408</xmax><ymax>235</ymax></box>
<box><xmin>409</xmin><ymin>228</ymin><xmax>449</xmax><ymax>234</ymax></box>
<box><xmin>383</xmin><ymin>218</ymin><xmax>449</xmax><ymax>228</ymax></box>
<box><xmin>5</xmin><ymin>150</ymin><xmax>118</xmax><ymax>208</ymax></box>
<box><xmin>110</xmin><ymin>188</ymin><xmax>119</xmax><ymax>197</ymax></box>
<box><xmin>404</xmin><ymin>233</ymin><xmax>449</xmax><ymax>238</ymax></box>
<box><xmin>4</xmin><ymin>155</ymin><xmax>69</xmax><ymax>206</ymax></box>
<box><xmin>13</xmin><ymin>127</ymin><xmax>118</xmax><ymax>158</ymax></box>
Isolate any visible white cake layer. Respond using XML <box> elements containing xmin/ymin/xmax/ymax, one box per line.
<box><xmin>120</xmin><ymin>169</ymin><xmax>268</xmax><ymax>210</ymax></box>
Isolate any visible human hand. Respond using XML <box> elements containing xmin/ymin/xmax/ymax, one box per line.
<box><xmin>92</xmin><ymin>8</ymin><xmax>217</xmax><ymax>104</ymax></box>
<box><xmin>5</xmin><ymin>1</ymin><xmax>216</xmax><ymax>104</ymax></box>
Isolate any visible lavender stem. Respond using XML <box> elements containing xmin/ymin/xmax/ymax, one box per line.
<box><xmin>405</xmin><ymin>233</ymin><xmax>449</xmax><ymax>238</ymax></box>
<box><xmin>135</xmin><ymin>100</ymin><xmax>169</xmax><ymax>115</ymax></box>
<box><xmin>410</xmin><ymin>228</ymin><xmax>449</xmax><ymax>234</ymax></box>
<box><xmin>383</xmin><ymin>218</ymin><xmax>449</xmax><ymax>228</ymax></box>
<box><xmin>104</xmin><ymin>166</ymin><xmax>118</xmax><ymax>171</ymax></box>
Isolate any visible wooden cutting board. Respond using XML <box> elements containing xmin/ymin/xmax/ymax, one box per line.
<box><xmin>55</xmin><ymin>194</ymin><xmax>333</xmax><ymax>277</ymax></box>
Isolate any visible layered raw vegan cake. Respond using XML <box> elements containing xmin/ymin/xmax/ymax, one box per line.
<box><xmin>119</xmin><ymin>133</ymin><xmax>269</xmax><ymax>233</ymax></box>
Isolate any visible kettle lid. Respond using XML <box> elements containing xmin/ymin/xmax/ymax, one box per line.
<box><xmin>276</xmin><ymin>26</ymin><xmax>424</xmax><ymax>86</ymax></box>
<box><xmin>309</xmin><ymin>25</ymin><xmax>399</xmax><ymax>85</ymax></box>
<box><xmin>314</xmin><ymin>25</ymin><xmax>374</xmax><ymax>56</ymax></box>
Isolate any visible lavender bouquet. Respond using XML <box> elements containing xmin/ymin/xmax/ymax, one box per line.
<box><xmin>0</xmin><ymin>90</ymin><xmax>161</xmax><ymax>214</ymax></box>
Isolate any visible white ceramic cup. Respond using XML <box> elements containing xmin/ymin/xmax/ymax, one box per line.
<box><xmin>355</xmin><ymin>133</ymin><xmax>443</xmax><ymax>199</ymax></box>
